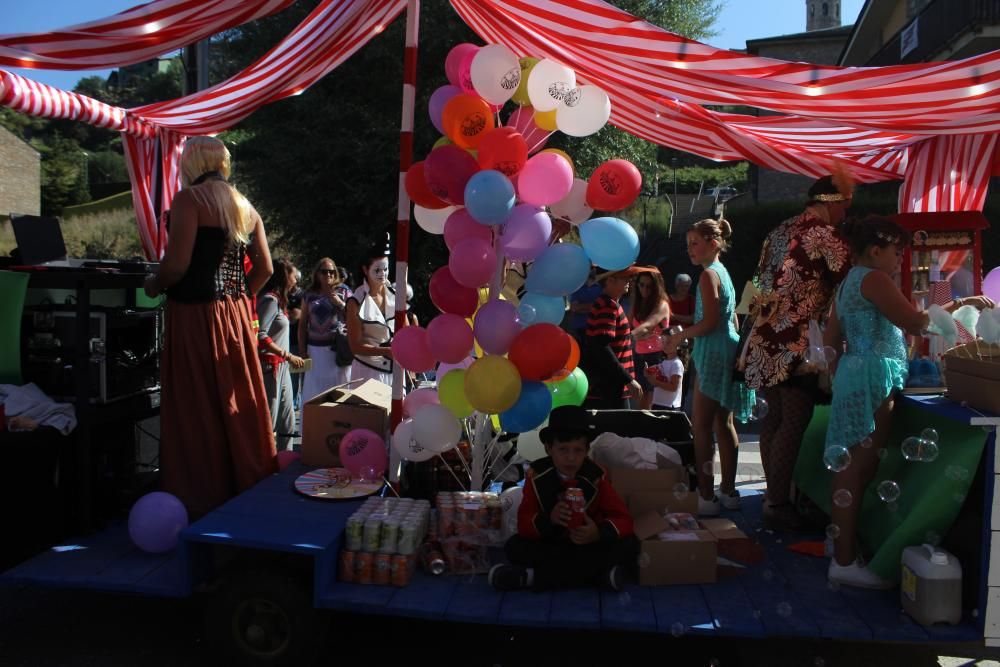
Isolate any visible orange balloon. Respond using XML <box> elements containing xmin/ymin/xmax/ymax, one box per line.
<box><xmin>544</xmin><ymin>334</ymin><xmax>580</xmax><ymax>383</ymax></box>
<box><xmin>442</xmin><ymin>94</ymin><xmax>496</xmax><ymax>150</ymax></box>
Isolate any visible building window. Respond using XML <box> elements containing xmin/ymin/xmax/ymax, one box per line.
<box><xmin>822</xmin><ymin>2</ymin><xmax>829</xmax><ymax>16</ymax></box>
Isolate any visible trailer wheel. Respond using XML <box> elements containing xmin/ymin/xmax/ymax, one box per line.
<box><xmin>205</xmin><ymin>567</ymin><xmax>324</xmax><ymax>667</ymax></box>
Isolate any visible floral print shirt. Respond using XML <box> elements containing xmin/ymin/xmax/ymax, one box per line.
<box><xmin>742</xmin><ymin>210</ymin><xmax>851</xmax><ymax>390</ymax></box>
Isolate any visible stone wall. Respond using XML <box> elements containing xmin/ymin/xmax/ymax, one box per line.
<box><xmin>0</xmin><ymin>127</ymin><xmax>40</xmax><ymax>216</ymax></box>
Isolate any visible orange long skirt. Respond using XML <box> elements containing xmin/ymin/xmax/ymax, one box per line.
<box><xmin>160</xmin><ymin>295</ymin><xmax>277</xmax><ymax>517</ymax></box>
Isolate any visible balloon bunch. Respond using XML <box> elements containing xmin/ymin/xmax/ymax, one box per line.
<box><xmin>392</xmin><ymin>43</ymin><xmax>648</xmax><ymax>467</ymax></box>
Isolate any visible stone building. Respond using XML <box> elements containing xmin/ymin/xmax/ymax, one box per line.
<box><xmin>0</xmin><ymin>126</ymin><xmax>41</xmax><ymax>216</ymax></box>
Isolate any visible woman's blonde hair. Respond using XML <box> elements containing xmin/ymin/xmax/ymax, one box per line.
<box><xmin>179</xmin><ymin>136</ymin><xmax>255</xmax><ymax>245</ymax></box>
<box><xmin>690</xmin><ymin>218</ymin><xmax>733</xmax><ymax>252</ymax></box>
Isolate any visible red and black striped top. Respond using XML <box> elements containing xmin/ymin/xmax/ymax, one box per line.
<box><xmin>585</xmin><ymin>294</ymin><xmax>634</xmax><ymax>396</ymax></box>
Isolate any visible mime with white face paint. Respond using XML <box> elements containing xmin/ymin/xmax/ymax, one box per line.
<box><xmin>345</xmin><ymin>246</ymin><xmax>396</xmax><ymax>387</ymax></box>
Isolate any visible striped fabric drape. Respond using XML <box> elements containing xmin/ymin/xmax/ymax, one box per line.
<box><xmin>0</xmin><ymin>0</ymin><xmax>296</xmax><ymax>70</ymax></box>
<box><xmin>123</xmin><ymin>130</ymin><xmax>185</xmax><ymax>259</ymax></box>
<box><xmin>900</xmin><ymin>134</ymin><xmax>1000</xmax><ymax>213</ymax></box>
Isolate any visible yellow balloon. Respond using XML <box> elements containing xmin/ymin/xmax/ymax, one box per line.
<box><xmin>512</xmin><ymin>57</ymin><xmax>539</xmax><ymax>106</ymax></box>
<box><xmin>534</xmin><ymin>108</ymin><xmax>558</xmax><ymax>132</ymax></box>
<box><xmin>465</xmin><ymin>355</ymin><xmax>522</xmax><ymax>414</ymax></box>
<box><xmin>438</xmin><ymin>369</ymin><xmax>474</xmax><ymax>418</ymax></box>
<box><xmin>433</xmin><ymin>136</ymin><xmax>453</xmax><ymax>149</ymax></box>
<box><xmin>541</xmin><ymin>148</ymin><xmax>575</xmax><ymax>176</ymax></box>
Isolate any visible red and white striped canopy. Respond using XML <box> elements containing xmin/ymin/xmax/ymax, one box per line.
<box><xmin>0</xmin><ymin>0</ymin><xmax>295</xmax><ymax>70</ymax></box>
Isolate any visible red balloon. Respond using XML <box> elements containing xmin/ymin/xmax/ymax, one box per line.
<box><xmin>586</xmin><ymin>159</ymin><xmax>642</xmax><ymax>211</ymax></box>
<box><xmin>429</xmin><ymin>265</ymin><xmax>479</xmax><ymax>317</ymax></box>
<box><xmin>424</xmin><ymin>145</ymin><xmax>480</xmax><ymax>205</ymax></box>
<box><xmin>477</xmin><ymin>127</ymin><xmax>528</xmax><ymax>178</ymax></box>
<box><xmin>508</xmin><ymin>323</ymin><xmax>572</xmax><ymax>381</ymax></box>
<box><xmin>405</xmin><ymin>161</ymin><xmax>449</xmax><ymax>209</ymax></box>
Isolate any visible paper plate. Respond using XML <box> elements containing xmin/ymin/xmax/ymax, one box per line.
<box><xmin>293</xmin><ymin>468</ymin><xmax>383</xmax><ymax>500</ymax></box>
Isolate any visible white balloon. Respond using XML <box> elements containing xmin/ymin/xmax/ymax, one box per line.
<box><xmin>526</xmin><ymin>59</ymin><xmax>576</xmax><ymax>112</ymax></box>
<box><xmin>412</xmin><ymin>403</ymin><xmax>462</xmax><ymax>453</ymax></box>
<box><xmin>556</xmin><ymin>85</ymin><xmax>611</xmax><ymax>137</ymax></box>
<box><xmin>500</xmin><ymin>486</ymin><xmax>523</xmax><ymax>539</ymax></box>
<box><xmin>413</xmin><ymin>204</ymin><xmax>457</xmax><ymax>235</ymax></box>
<box><xmin>392</xmin><ymin>419</ymin><xmax>435</xmax><ymax>462</ymax></box>
<box><xmin>471</xmin><ymin>44</ymin><xmax>521</xmax><ymax>106</ymax></box>
<box><xmin>548</xmin><ymin>178</ymin><xmax>593</xmax><ymax>225</ymax></box>
<box><xmin>516</xmin><ymin>421</ymin><xmax>548</xmax><ymax>461</ymax></box>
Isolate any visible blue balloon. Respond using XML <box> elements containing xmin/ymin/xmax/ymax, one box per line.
<box><xmin>579</xmin><ymin>217</ymin><xmax>639</xmax><ymax>270</ymax></box>
<box><xmin>500</xmin><ymin>381</ymin><xmax>552</xmax><ymax>433</ymax></box>
<box><xmin>524</xmin><ymin>243</ymin><xmax>591</xmax><ymax>296</ymax></box>
<box><xmin>519</xmin><ymin>292</ymin><xmax>565</xmax><ymax>326</ymax></box>
<box><xmin>464</xmin><ymin>170</ymin><xmax>515</xmax><ymax>226</ymax></box>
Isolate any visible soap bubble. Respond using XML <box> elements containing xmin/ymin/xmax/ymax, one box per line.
<box><xmin>954</xmin><ymin>491</ymin><xmax>967</xmax><ymax>504</ymax></box>
<box><xmin>823</xmin><ymin>346</ymin><xmax>838</xmax><ymax>365</ymax></box>
<box><xmin>913</xmin><ymin>230</ymin><xmax>929</xmax><ymax>244</ymax></box>
<box><xmin>873</xmin><ymin>341</ymin><xmax>892</xmax><ymax>357</ymax></box>
<box><xmin>900</xmin><ymin>437</ymin><xmax>922</xmax><ymax>461</ymax></box>
<box><xmin>877</xmin><ymin>448</ymin><xmax>889</xmax><ymax>460</ymax></box>
<box><xmin>703</xmin><ymin>462</ymin><xmax>716</xmax><ymax>476</ymax></box>
<box><xmin>776</xmin><ymin>602</ymin><xmax>792</xmax><ymax>618</ymax></box>
<box><xmin>877</xmin><ymin>480</ymin><xmax>901</xmax><ymax>503</ymax></box>
<box><xmin>673</xmin><ymin>482</ymin><xmax>689</xmax><ymax>500</ymax></box>
<box><xmin>807</xmin><ymin>346</ymin><xmax>825</xmax><ymax>366</ymax></box>
<box><xmin>945</xmin><ymin>465</ymin><xmax>970</xmax><ymax>481</ymax></box>
<box><xmin>358</xmin><ymin>465</ymin><xmax>378</xmax><ymax>484</ymax></box>
<box><xmin>617</xmin><ymin>592</ymin><xmax>632</xmax><ymax>606</ymax></box>
<box><xmin>920</xmin><ymin>427</ymin><xmax>939</xmax><ymax>443</ymax></box>
<box><xmin>823</xmin><ymin>446</ymin><xmax>852</xmax><ymax>473</ymax></box>
<box><xmin>670</xmin><ymin>622</ymin><xmax>685</xmax><ymax>637</ymax></box>
<box><xmin>517</xmin><ymin>303</ymin><xmax>536</xmax><ymax>325</ymax></box>
<box><xmin>833</xmin><ymin>489</ymin><xmax>853</xmax><ymax>508</ymax></box>
<box><xmin>750</xmin><ymin>396</ymin><xmax>769</xmax><ymax>421</ymax></box>
<box><xmin>709</xmin><ymin>659</ymin><xmax>721</xmax><ymax>667</ymax></box>
<box><xmin>825</xmin><ymin>524</ymin><xmax>841</xmax><ymax>540</ymax></box>
<box><xmin>973</xmin><ymin>609</ymin><xmax>980</xmax><ymax>618</ymax></box>
<box><xmin>637</xmin><ymin>552</ymin><xmax>651</xmax><ymax>569</ymax></box>
<box><xmin>860</xmin><ymin>436</ymin><xmax>874</xmax><ymax>449</ymax></box>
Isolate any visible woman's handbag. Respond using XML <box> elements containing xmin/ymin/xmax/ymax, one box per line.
<box><xmin>332</xmin><ymin>330</ymin><xmax>354</xmax><ymax>367</ymax></box>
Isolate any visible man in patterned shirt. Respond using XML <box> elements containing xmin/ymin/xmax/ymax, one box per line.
<box><xmin>742</xmin><ymin>176</ymin><xmax>852</xmax><ymax>530</ymax></box>
<box><xmin>580</xmin><ymin>265</ymin><xmax>653</xmax><ymax>410</ymax></box>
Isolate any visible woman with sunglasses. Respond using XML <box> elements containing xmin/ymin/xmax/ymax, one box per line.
<box><xmin>299</xmin><ymin>258</ymin><xmax>353</xmax><ymax>403</ymax></box>
<box><xmin>629</xmin><ymin>270</ymin><xmax>671</xmax><ymax>410</ymax></box>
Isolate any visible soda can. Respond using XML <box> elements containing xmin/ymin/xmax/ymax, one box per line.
<box><xmin>397</xmin><ymin>520</ymin><xmax>419</xmax><ymax>555</ymax></box>
<box><xmin>475</xmin><ymin>506</ymin><xmax>490</xmax><ymax>530</ymax></box>
<box><xmin>420</xmin><ymin>541</ymin><xmax>447</xmax><ymax>576</ymax></box>
<box><xmin>438</xmin><ymin>505</ymin><xmax>455</xmax><ymax>538</ymax></box>
<box><xmin>363</xmin><ymin>516</ymin><xmax>383</xmax><ymax>552</ymax></box>
<box><xmin>565</xmin><ymin>487</ymin><xmax>586</xmax><ymax>529</ymax></box>
<box><xmin>345</xmin><ymin>515</ymin><xmax>365</xmax><ymax>551</ymax></box>
<box><xmin>379</xmin><ymin>518</ymin><xmax>400</xmax><ymax>554</ymax></box>
<box><xmin>373</xmin><ymin>553</ymin><xmax>392</xmax><ymax>585</ymax></box>
<box><xmin>339</xmin><ymin>550</ymin><xmax>355</xmax><ymax>583</ymax></box>
<box><xmin>391</xmin><ymin>554</ymin><xmax>412</xmax><ymax>587</ymax></box>
<box><xmin>354</xmin><ymin>552</ymin><xmax>373</xmax><ymax>584</ymax></box>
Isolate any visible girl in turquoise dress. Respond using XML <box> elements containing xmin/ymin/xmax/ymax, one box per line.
<box><xmin>824</xmin><ymin>215</ymin><xmax>992</xmax><ymax>589</ymax></box>
<box><xmin>667</xmin><ymin>219</ymin><xmax>754</xmax><ymax>516</ymax></box>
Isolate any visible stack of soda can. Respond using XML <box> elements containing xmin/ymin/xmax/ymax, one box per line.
<box><xmin>434</xmin><ymin>491</ymin><xmax>503</xmax><ymax>574</ymax></box>
<box><xmin>339</xmin><ymin>496</ymin><xmax>431</xmax><ymax>587</ymax></box>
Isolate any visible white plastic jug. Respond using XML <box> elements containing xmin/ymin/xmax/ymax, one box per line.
<box><xmin>901</xmin><ymin>544</ymin><xmax>962</xmax><ymax>626</ymax></box>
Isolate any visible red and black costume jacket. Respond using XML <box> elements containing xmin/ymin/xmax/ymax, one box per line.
<box><xmin>517</xmin><ymin>456</ymin><xmax>633</xmax><ymax>542</ymax></box>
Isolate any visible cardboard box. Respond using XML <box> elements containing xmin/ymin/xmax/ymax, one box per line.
<box><xmin>301</xmin><ymin>379</ymin><xmax>391</xmax><ymax>468</ymax></box>
<box><xmin>944</xmin><ymin>344</ymin><xmax>1000</xmax><ymax>414</ymax></box>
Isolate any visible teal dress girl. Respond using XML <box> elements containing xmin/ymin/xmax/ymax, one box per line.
<box><xmin>826</xmin><ymin>266</ymin><xmax>908</xmax><ymax>452</ymax></box>
<box><xmin>692</xmin><ymin>261</ymin><xmax>754</xmax><ymax>422</ymax></box>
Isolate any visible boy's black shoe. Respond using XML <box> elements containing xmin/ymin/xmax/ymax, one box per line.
<box><xmin>488</xmin><ymin>564</ymin><xmax>529</xmax><ymax>591</ymax></box>
<box><xmin>603</xmin><ymin>565</ymin><xmax>624</xmax><ymax>592</ymax></box>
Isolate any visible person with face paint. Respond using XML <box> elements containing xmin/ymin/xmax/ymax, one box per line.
<box><xmin>345</xmin><ymin>244</ymin><xmax>396</xmax><ymax>386</ymax></box>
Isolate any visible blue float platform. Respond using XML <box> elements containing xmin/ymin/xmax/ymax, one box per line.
<box><xmin>2</xmin><ymin>459</ymin><xmax>984</xmax><ymax>642</ymax></box>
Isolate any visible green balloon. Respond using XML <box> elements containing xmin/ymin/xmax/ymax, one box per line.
<box><xmin>547</xmin><ymin>367</ymin><xmax>588</xmax><ymax>408</ymax></box>
<box><xmin>438</xmin><ymin>369</ymin><xmax>474</xmax><ymax>418</ymax></box>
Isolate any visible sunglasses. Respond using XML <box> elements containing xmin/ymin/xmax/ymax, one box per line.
<box><xmin>319</xmin><ymin>269</ymin><xmax>337</xmax><ymax>276</ymax></box>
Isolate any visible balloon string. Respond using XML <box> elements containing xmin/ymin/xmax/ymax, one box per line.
<box><xmin>436</xmin><ymin>453</ymin><xmax>469</xmax><ymax>491</ymax></box>
<box><xmin>452</xmin><ymin>441</ymin><xmax>474</xmax><ymax>481</ymax></box>
<box><xmin>381</xmin><ymin>478</ymin><xmax>401</xmax><ymax>498</ymax></box>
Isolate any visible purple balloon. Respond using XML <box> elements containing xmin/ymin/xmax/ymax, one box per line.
<box><xmin>437</xmin><ymin>356</ymin><xmax>474</xmax><ymax>377</ymax></box>
<box><xmin>128</xmin><ymin>491</ymin><xmax>188</xmax><ymax>554</ymax></box>
<box><xmin>428</xmin><ymin>85</ymin><xmax>462</xmax><ymax>135</ymax></box>
<box><xmin>425</xmin><ymin>145</ymin><xmax>479</xmax><ymax>205</ymax></box>
<box><xmin>984</xmin><ymin>266</ymin><xmax>1000</xmax><ymax>302</ymax></box>
<box><xmin>444</xmin><ymin>208</ymin><xmax>494</xmax><ymax>252</ymax></box>
<box><xmin>499</xmin><ymin>205</ymin><xmax>552</xmax><ymax>262</ymax></box>
<box><xmin>474</xmin><ymin>299</ymin><xmax>521</xmax><ymax>355</ymax></box>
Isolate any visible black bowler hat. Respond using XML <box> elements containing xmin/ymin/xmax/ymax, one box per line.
<box><xmin>538</xmin><ymin>405</ymin><xmax>597</xmax><ymax>445</ymax></box>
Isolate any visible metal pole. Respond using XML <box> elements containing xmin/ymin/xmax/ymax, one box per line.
<box><xmin>389</xmin><ymin>0</ymin><xmax>419</xmax><ymax>484</ymax></box>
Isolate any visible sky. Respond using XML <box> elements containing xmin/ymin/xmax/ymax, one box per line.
<box><xmin>5</xmin><ymin>0</ymin><xmax>867</xmax><ymax>92</ymax></box>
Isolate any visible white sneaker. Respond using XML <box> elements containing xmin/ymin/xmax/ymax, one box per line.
<box><xmin>698</xmin><ymin>494</ymin><xmax>721</xmax><ymax>517</ymax></box>
<box><xmin>719</xmin><ymin>489</ymin><xmax>741</xmax><ymax>510</ymax></box>
<box><xmin>828</xmin><ymin>558</ymin><xmax>894</xmax><ymax>590</ymax></box>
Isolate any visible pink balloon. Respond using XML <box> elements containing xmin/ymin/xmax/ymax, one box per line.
<box><xmin>427</xmin><ymin>313</ymin><xmax>475</xmax><ymax>363</ymax></box>
<box><xmin>429</xmin><ymin>265</ymin><xmax>479</xmax><ymax>316</ymax></box>
<box><xmin>338</xmin><ymin>428</ymin><xmax>388</xmax><ymax>479</ymax></box>
<box><xmin>403</xmin><ymin>387</ymin><xmax>440</xmax><ymax>418</ymax></box>
<box><xmin>518</xmin><ymin>152</ymin><xmax>574</xmax><ymax>206</ymax></box>
<box><xmin>506</xmin><ymin>106</ymin><xmax>552</xmax><ymax>154</ymax></box>
<box><xmin>474</xmin><ymin>299</ymin><xmax>521</xmax><ymax>355</ymax></box>
<box><xmin>459</xmin><ymin>49</ymin><xmax>478</xmax><ymax>95</ymax></box>
<box><xmin>391</xmin><ymin>326</ymin><xmax>436</xmax><ymax>372</ymax></box>
<box><xmin>444</xmin><ymin>208</ymin><xmax>494</xmax><ymax>252</ymax></box>
<box><xmin>437</xmin><ymin>356</ymin><xmax>474</xmax><ymax>377</ymax></box>
<box><xmin>449</xmin><ymin>237</ymin><xmax>497</xmax><ymax>288</ymax></box>
<box><xmin>276</xmin><ymin>450</ymin><xmax>300</xmax><ymax>470</ymax></box>
<box><xmin>499</xmin><ymin>204</ymin><xmax>552</xmax><ymax>262</ymax></box>
<box><xmin>424</xmin><ymin>145</ymin><xmax>480</xmax><ymax>205</ymax></box>
<box><xmin>446</xmin><ymin>43</ymin><xmax>479</xmax><ymax>88</ymax></box>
